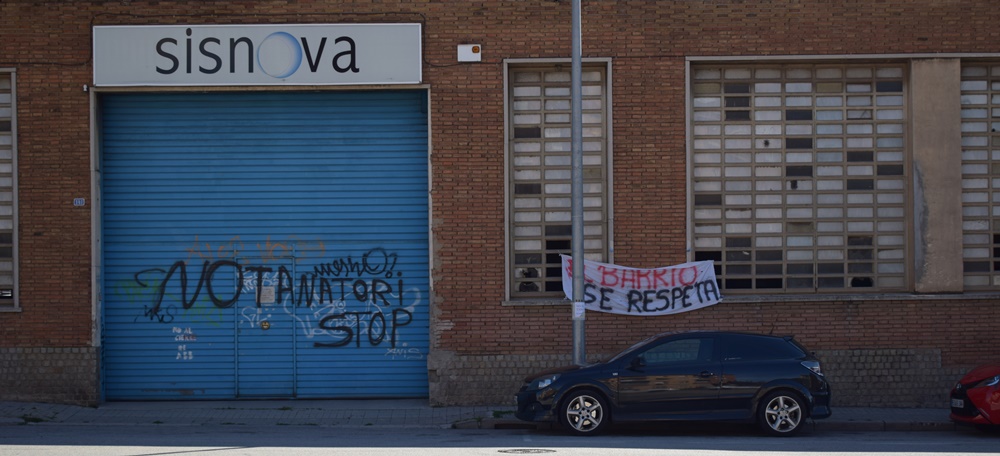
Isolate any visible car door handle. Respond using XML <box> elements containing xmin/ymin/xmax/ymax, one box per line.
<box><xmin>699</xmin><ymin>371</ymin><xmax>714</xmax><ymax>378</ymax></box>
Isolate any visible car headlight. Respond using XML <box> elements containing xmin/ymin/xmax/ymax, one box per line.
<box><xmin>529</xmin><ymin>374</ymin><xmax>560</xmax><ymax>390</ymax></box>
<box><xmin>966</xmin><ymin>375</ymin><xmax>1000</xmax><ymax>390</ymax></box>
<box><xmin>801</xmin><ymin>360</ymin><xmax>823</xmax><ymax>376</ymax></box>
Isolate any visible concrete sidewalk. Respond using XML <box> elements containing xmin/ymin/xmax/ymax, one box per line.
<box><xmin>0</xmin><ymin>399</ymin><xmax>955</xmax><ymax>432</ymax></box>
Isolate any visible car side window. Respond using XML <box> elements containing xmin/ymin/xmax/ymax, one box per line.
<box><xmin>639</xmin><ymin>337</ymin><xmax>714</xmax><ymax>366</ymax></box>
<box><xmin>721</xmin><ymin>335</ymin><xmax>805</xmax><ymax>361</ymax></box>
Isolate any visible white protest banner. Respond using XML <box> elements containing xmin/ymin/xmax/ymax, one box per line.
<box><xmin>561</xmin><ymin>255</ymin><xmax>722</xmax><ymax>316</ymax></box>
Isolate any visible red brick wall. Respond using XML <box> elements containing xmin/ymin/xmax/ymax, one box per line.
<box><xmin>426</xmin><ymin>0</ymin><xmax>1000</xmax><ymax>366</ymax></box>
<box><xmin>0</xmin><ymin>2</ymin><xmax>93</xmax><ymax>348</ymax></box>
<box><xmin>1</xmin><ymin>0</ymin><xmax>998</xmax><ymax>405</ymax></box>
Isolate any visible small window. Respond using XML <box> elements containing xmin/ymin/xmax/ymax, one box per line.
<box><xmin>0</xmin><ymin>71</ymin><xmax>16</xmax><ymax>308</ymax></box>
<box><xmin>721</xmin><ymin>335</ymin><xmax>805</xmax><ymax>361</ymax></box>
<box><xmin>507</xmin><ymin>63</ymin><xmax>610</xmax><ymax>299</ymax></box>
<box><xmin>960</xmin><ymin>64</ymin><xmax>1000</xmax><ymax>290</ymax></box>
<box><xmin>691</xmin><ymin>64</ymin><xmax>908</xmax><ymax>293</ymax></box>
<box><xmin>640</xmin><ymin>338</ymin><xmax>715</xmax><ymax>365</ymax></box>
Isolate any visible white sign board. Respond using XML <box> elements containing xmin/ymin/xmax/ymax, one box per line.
<box><xmin>93</xmin><ymin>24</ymin><xmax>422</xmax><ymax>87</ymax></box>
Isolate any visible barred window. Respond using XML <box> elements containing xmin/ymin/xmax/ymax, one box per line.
<box><xmin>0</xmin><ymin>71</ymin><xmax>15</xmax><ymax>306</ymax></box>
<box><xmin>691</xmin><ymin>64</ymin><xmax>908</xmax><ymax>293</ymax></box>
<box><xmin>960</xmin><ymin>64</ymin><xmax>1000</xmax><ymax>289</ymax></box>
<box><xmin>507</xmin><ymin>64</ymin><xmax>609</xmax><ymax>298</ymax></box>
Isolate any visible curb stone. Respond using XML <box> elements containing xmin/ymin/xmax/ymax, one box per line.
<box><xmin>460</xmin><ymin>418</ymin><xmax>956</xmax><ymax>433</ymax></box>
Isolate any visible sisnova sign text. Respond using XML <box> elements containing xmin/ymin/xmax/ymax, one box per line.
<box><xmin>93</xmin><ymin>24</ymin><xmax>422</xmax><ymax>87</ymax></box>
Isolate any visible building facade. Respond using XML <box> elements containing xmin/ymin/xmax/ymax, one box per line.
<box><xmin>1</xmin><ymin>0</ymin><xmax>998</xmax><ymax>408</ymax></box>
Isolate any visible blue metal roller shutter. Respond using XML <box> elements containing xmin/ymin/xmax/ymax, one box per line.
<box><xmin>100</xmin><ymin>91</ymin><xmax>429</xmax><ymax>400</ymax></box>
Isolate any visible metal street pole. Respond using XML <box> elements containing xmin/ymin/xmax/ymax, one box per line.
<box><xmin>570</xmin><ymin>0</ymin><xmax>586</xmax><ymax>366</ymax></box>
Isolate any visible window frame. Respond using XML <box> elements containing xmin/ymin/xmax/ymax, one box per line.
<box><xmin>502</xmin><ymin>58</ymin><xmax>613</xmax><ymax>303</ymax></box>
<box><xmin>638</xmin><ymin>337</ymin><xmax>716</xmax><ymax>366</ymax></box>
<box><xmin>687</xmin><ymin>62</ymin><xmax>911</xmax><ymax>295</ymax></box>
<box><xmin>0</xmin><ymin>68</ymin><xmax>18</xmax><ymax>311</ymax></box>
<box><xmin>959</xmin><ymin>63</ymin><xmax>1000</xmax><ymax>290</ymax></box>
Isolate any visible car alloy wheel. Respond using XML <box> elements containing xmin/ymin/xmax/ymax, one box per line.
<box><xmin>758</xmin><ymin>391</ymin><xmax>805</xmax><ymax>436</ymax></box>
<box><xmin>562</xmin><ymin>390</ymin><xmax>608</xmax><ymax>435</ymax></box>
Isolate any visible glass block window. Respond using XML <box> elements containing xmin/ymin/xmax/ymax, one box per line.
<box><xmin>691</xmin><ymin>65</ymin><xmax>908</xmax><ymax>293</ymax></box>
<box><xmin>0</xmin><ymin>71</ymin><xmax>15</xmax><ymax>305</ymax></box>
<box><xmin>508</xmin><ymin>65</ymin><xmax>608</xmax><ymax>298</ymax></box>
<box><xmin>960</xmin><ymin>65</ymin><xmax>1000</xmax><ymax>289</ymax></box>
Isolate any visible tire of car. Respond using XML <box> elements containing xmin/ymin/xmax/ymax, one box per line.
<box><xmin>560</xmin><ymin>389</ymin><xmax>610</xmax><ymax>436</ymax></box>
<box><xmin>756</xmin><ymin>390</ymin><xmax>807</xmax><ymax>437</ymax></box>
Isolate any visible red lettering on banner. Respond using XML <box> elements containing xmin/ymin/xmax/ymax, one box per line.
<box><xmin>621</xmin><ymin>270</ymin><xmax>635</xmax><ymax>289</ymax></box>
<box><xmin>638</xmin><ymin>270</ymin><xmax>652</xmax><ymax>288</ymax></box>
<box><xmin>679</xmin><ymin>265</ymin><xmax>698</xmax><ymax>286</ymax></box>
<box><xmin>566</xmin><ymin>256</ymin><xmax>707</xmax><ymax>290</ymax></box>
<box><xmin>599</xmin><ymin>265</ymin><xmax>618</xmax><ymax>287</ymax></box>
<box><xmin>653</xmin><ymin>269</ymin><xmax>670</xmax><ymax>287</ymax></box>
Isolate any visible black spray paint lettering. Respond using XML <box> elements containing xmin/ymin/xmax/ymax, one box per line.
<box><xmin>312</xmin><ymin>247</ymin><xmax>399</xmax><ymax>278</ymax></box>
<box><xmin>135</xmin><ymin>260</ymin><xmax>243</xmax><ymax>316</ymax></box>
<box><xmin>314</xmin><ymin>308</ymin><xmax>413</xmax><ymax>349</ymax></box>
<box><xmin>136</xmin><ymin>259</ymin><xmax>405</xmax><ymax>313</ymax></box>
<box><xmin>624</xmin><ymin>280</ymin><xmax>721</xmax><ymax>313</ymax></box>
<box><xmin>583</xmin><ymin>284</ymin><xmax>615</xmax><ymax>311</ymax></box>
<box><xmin>581</xmin><ymin>280</ymin><xmax>721</xmax><ymax>314</ymax></box>
<box><xmin>244</xmin><ymin>266</ymin><xmax>273</xmax><ymax>306</ymax></box>
<box><xmin>137</xmin><ymin>304</ymin><xmax>175</xmax><ymax>324</ymax></box>
<box><xmin>132</xmin><ymin>249</ymin><xmax>416</xmax><ymax>349</ymax></box>
<box><xmin>242</xmin><ymin>265</ymin><xmax>400</xmax><ymax>308</ymax></box>
<box><xmin>295</xmin><ymin>274</ymin><xmax>404</xmax><ymax>309</ymax></box>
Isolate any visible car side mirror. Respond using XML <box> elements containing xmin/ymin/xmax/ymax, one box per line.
<box><xmin>629</xmin><ymin>356</ymin><xmax>646</xmax><ymax>370</ymax></box>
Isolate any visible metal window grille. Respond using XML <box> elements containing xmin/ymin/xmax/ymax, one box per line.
<box><xmin>0</xmin><ymin>71</ymin><xmax>15</xmax><ymax>305</ymax></box>
<box><xmin>960</xmin><ymin>64</ymin><xmax>1000</xmax><ymax>289</ymax></box>
<box><xmin>691</xmin><ymin>64</ymin><xmax>908</xmax><ymax>293</ymax></box>
<box><xmin>508</xmin><ymin>65</ymin><xmax>608</xmax><ymax>298</ymax></box>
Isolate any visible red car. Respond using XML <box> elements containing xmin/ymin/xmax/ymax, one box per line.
<box><xmin>950</xmin><ymin>364</ymin><xmax>1000</xmax><ymax>431</ymax></box>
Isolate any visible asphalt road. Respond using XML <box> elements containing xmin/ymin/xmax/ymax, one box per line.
<box><xmin>1</xmin><ymin>424</ymin><xmax>998</xmax><ymax>456</ymax></box>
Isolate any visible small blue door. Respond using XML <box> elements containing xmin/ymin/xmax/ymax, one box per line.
<box><xmin>236</xmin><ymin>258</ymin><xmax>295</xmax><ymax>397</ymax></box>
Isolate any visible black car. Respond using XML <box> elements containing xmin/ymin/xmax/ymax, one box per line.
<box><xmin>516</xmin><ymin>331</ymin><xmax>832</xmax><ymax>436</ymax></box>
